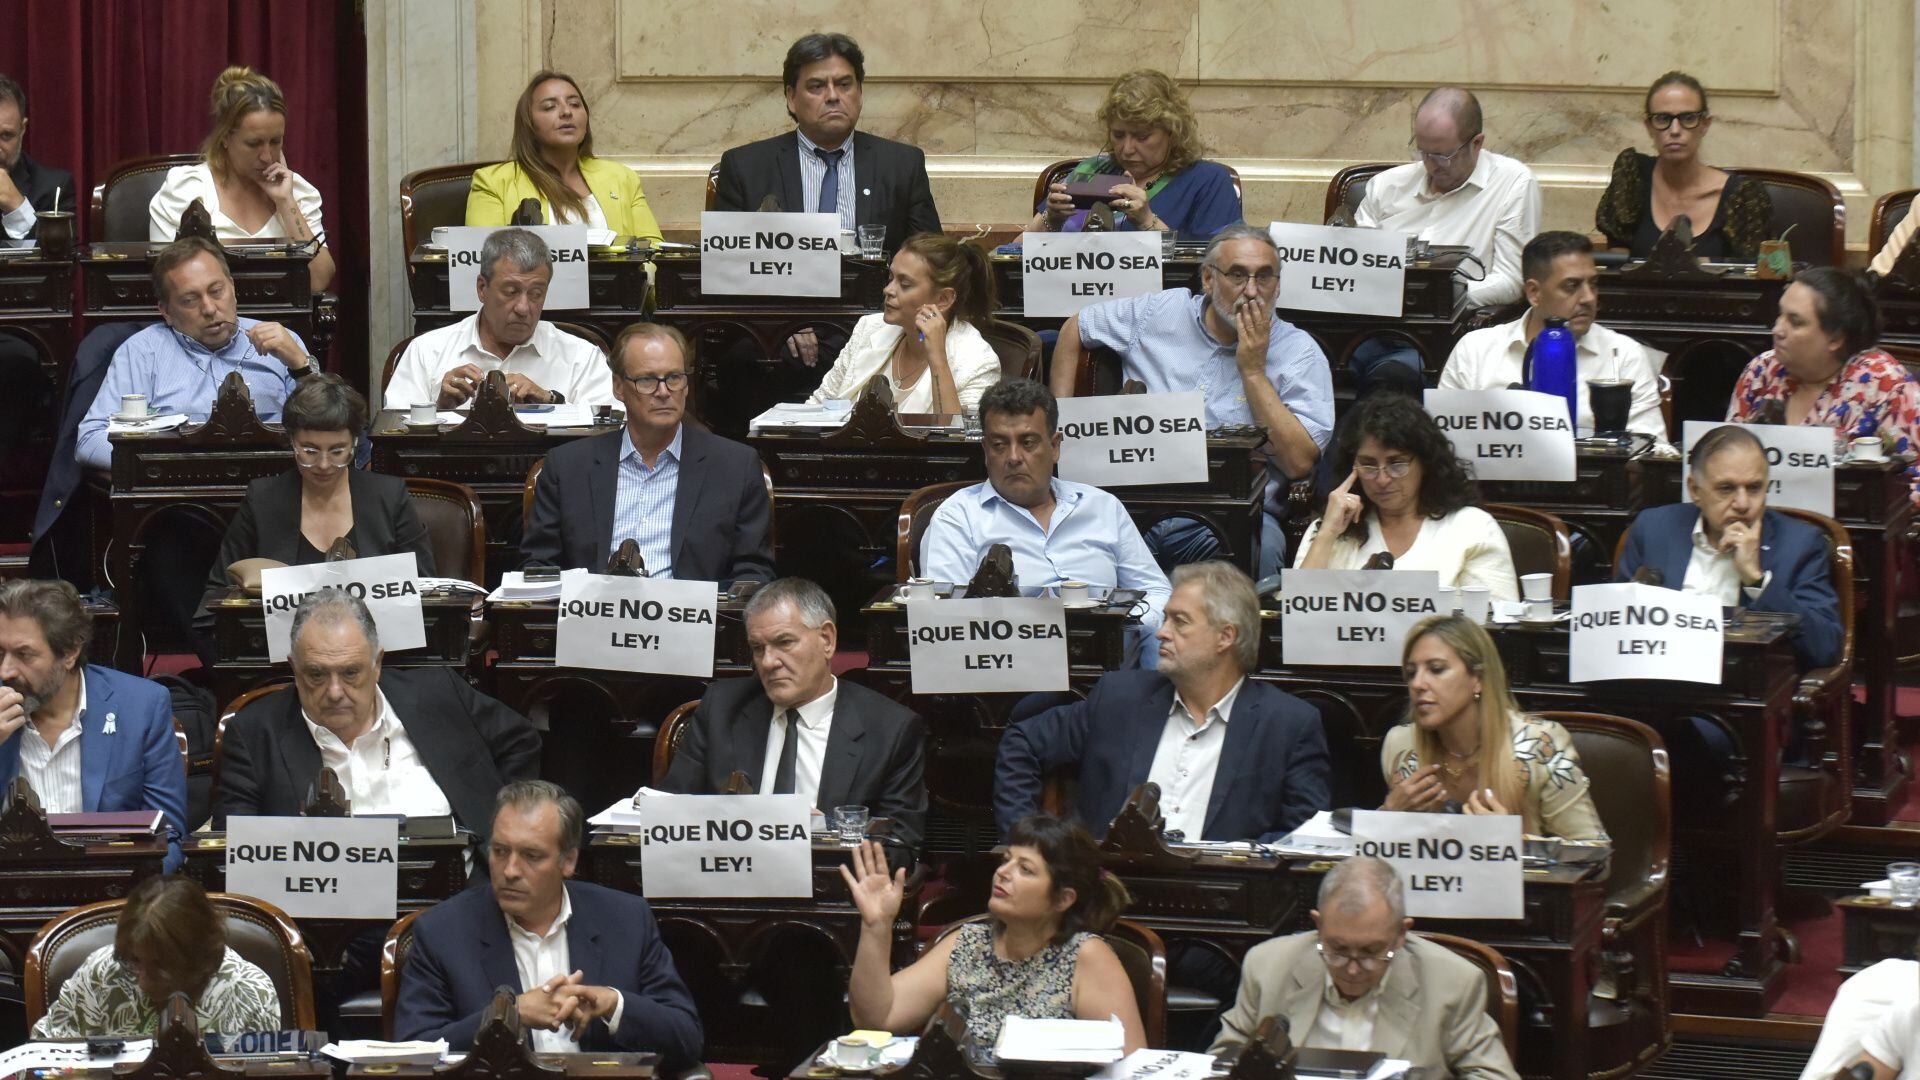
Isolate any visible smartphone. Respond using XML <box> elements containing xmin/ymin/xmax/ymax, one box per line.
<box><xmin>1064</xmin><ymin>174</ymin><xmax>1128</xmax><ymax>208</ymax></box>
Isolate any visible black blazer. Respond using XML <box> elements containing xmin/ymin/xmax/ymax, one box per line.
<box><xmin>518</xmin><ymin>425</ymin><xmax>774</xmax><ymax>584</ymax></box>
<box><xmin>657</xmin><ymin>676</ymin><xmax>927</xmax><ymax>853</ymax></box>
<box><xmin>996</xmin><ymin>669</ymin><xmax>1331</xmax><ymax>843</ymax></box>
<box><xmin>203</xmin><ymin>469</ymin><xmax>438</xmax><ymax>598</ymax></box>
<box><xmin>713</xmin><ymin>130</ymin><xmax>941</xmax><ymax>254</ymax></box>
<box><xmin>6</xmin><ymin>151</ymin><xmax>75</xmax><ymax>245</ymax></box>
<box><xmin>213</xmin><ymin>667</ymin><xmax>542</xmax><ymax>842</ymax></box>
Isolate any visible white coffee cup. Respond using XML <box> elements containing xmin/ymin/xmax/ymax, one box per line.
<box><xmin>120</xmin><ymin>393</ymin><xmax>149</xmax><ymax>418</ymax></box>
<box><xmin>832</xmin><ymin>1037</ymin><xmax>876</xmax><ymax>1068</ymax></box>
<box><xmin>1459</xmin><ymin>585</ymin><xmax>1491</xmax><ymax>623</ymax></box>
<box><xmin>1851</xmin><ymin>436</ymin><xmax>1888</xmax><ymax>462</ymax></box>
<box><xmin>1449</xmin><ymin>587</ymin><xmax>1464</xmax><ymax>614</ymax></box>
<box><xmin>1519</xmin><ymin>573</ymin><xmax>1553</xmax><ymax>602</ymax></box>
<box><xmin>1526</xmin><ymin>598</ymin><xmax>1554</xmax><ymax>621</ymax></box>
<box><xmin>904</xmin><ymin>577</ymin><xmax>939</xmax><ymax>602</ymax></box>
<box><xmin>1058</xmin><ymin>580</ymin><xmax>1090</xmax><ymax>603</ymax></box>
<box><xmin>410</xmin><ymin>402</ymin><xmax>438</xmax><ymax>426</ymax></box>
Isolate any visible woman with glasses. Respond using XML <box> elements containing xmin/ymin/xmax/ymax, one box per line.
<box><xmin>1596</xmin><ymin>71</ymin><xmax>1773</xmax><ymax>261</ymax></box>
<box><xmin>1295</xmin><ymin>393</ymin><xmax>1518</xmax><ymax>601</ymax></box>
<box><xmin>1382</xmin><ymin>614</ymin><xmax>1607</xmax><ymax>841</ymax></box>
<box><xmin>204</xmin><ymin>375</ymin><xmax>436</xmax><ymax>602</ymax></box>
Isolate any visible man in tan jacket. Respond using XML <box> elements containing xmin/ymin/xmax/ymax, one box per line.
<box><xmin>1209</xmin><ymin>856</ymin><xmax>1518</xmax><ymax>1080</ymax></box>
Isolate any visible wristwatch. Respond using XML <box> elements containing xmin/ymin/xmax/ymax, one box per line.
<box><xmin>547</xmin><ymin>389</ymin><xmax>566</xmax><ymax>404</ymax></box>
<box><xmin>286</xmin><ymin>357</ymin><xmax>318</xmax><ymax>379</ymax></box>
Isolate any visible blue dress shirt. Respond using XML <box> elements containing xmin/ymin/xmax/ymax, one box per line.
<box><xmin>77</xmin><ymin>317</ymin><xmax>304</xmax><ymax>470</ymax></box>
<box><xmin>612</xmin><ymin>424</ymin><xmax>683</xmax><ymax>579</ymax></box>
<box><xmin>796</xmin><ymin>129</ymin><xmax>857</xmax><ymax>230</ymax></box>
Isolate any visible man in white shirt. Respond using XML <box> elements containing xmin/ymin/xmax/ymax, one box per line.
<box><xmin>1211</xmin><ymin>857</ymin><xmax>1518</xmax><ymax>1079</ymax></box>
<box><xmin>383</xmin><ymin>227</ymin><xmax>614</xmax><ymax>410</ymax></box>
<box><xmin>1441</xmin><ymin>231</ymin><xmax>1668</xmax><ymax>440</ymax></box>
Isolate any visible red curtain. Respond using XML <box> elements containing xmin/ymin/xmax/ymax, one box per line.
<box><xmin>0</xmin><ymin>0</ymin><xmax>368</xmax><ymax>371</ymax></box>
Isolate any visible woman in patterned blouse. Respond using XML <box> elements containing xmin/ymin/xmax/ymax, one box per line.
<box><xmin>1594</xmin><ymin>71</ymin><xmax>1772</xmax><ymax>261</ymax></box>
<box><xmin>33</xmin><ymin>876</ymin><xmax>281</xmax><ymax>1038</ymax></box>
<box><xmin>841</xmin><ymin>815</ymin><xmax>1145</xmax><ymax>1051</ymax></box>
<box><xmin>1382</xmin><ymin>615</ymin><xmax>1607</xmax><ymax>841</ymax></box>
<box><xmin>1727</xmin><ymin>267</ymin><xmax>1920</xmax><ymax>504</ymax></box>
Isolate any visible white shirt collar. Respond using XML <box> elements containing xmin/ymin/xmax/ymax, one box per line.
<box><xmin>1173</xmin><ymin>677</ymin><xmax>1245</xmax><ymax>729</ymax></box>
<box><xmin>507</xmin><ymin>883</ymin><xmax>573</xmax><ymax>944</ymax></box>
<box><xmin>1690</xmin><ymin>513</ymin><xmax>1723</xmax><ymax>556</ymax></box>
<box><xmin>1420</xmin><ymin>147</ymin><xmax>1494</xmax><ymax>200</ymax></box>
<box><xmin>785</xmin><ymin>677</ymin><xmax>839</xmax><ymax>729</ymax></box>
<box><xmin>620</xmin><ymin>423</ymin><xmax>684</xmax><ymax>465</ymax></box>
<box><xmin>460</xmin><ymin>313</ymin><xmax>547</xmax><ymax>365</ymax></box>
<box><xmin>300</xmin><ymin>690</ymin><xmax>397</xmax><ymax>755</ymax></box>
<box><xmin>27</xmin><ymin>668</ymin><xmax>87</xmax><ymax>751</ymax></box>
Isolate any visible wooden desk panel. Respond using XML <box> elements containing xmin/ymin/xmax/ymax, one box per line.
<box><xmin>204</xmin><ymin>588</ymin><xmax>478</xmax><ymax>707</ymax></box>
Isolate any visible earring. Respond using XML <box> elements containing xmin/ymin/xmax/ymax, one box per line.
<box><xmin>1473</xmin><ymin>691</ymin><xmax>1481</xmax><ymax>701</ymax></box>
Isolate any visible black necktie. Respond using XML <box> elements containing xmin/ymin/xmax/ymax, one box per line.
<box><xmin>815</xmin><ymin>148</ymin><xmax>844</xmax><ymax>216</ymax></box>
<box><xmin>771</xmin><ymin>709</ymin><xmax>800</xmax><ymax>794</ymax></box>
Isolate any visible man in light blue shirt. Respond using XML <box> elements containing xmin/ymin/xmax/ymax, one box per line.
<box><xmin>920</xmin><ymin>378</ymin><xmax>1170</xmax><ymax>664</ymax></box>
<box><xmin>77</xmin><ymin>236</ymin><xmax>312</xmax><ymax>470</ymax></box>
<box><xmin>1051</xmin><ymin>224</ymin><xmax>1334</xmax><ymax>576</ymax></box>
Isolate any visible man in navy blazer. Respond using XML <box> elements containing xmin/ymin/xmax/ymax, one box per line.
<box><xmin>997</xmin><ymin>561</ymin><xmax>1330</xmax><ymax>843</ymax></box>
<box><xmin>0</xmin><ymin>579</ymin><xmax>187</xmax><ymax>869</ymax></box>
<box><xmin>396</xmin><ymin>781</ymin><xmax>702</xmax><ymax>1071</ymax></box>
<box><xmin>520</xmin><ymin>322</ymin><xmax>773</xmax><ymax>583</ymax></box>
<box><xmin>1616</xmin><ymin>424</ymin><xmax>1842</xmax><ymax>670</ymax></box>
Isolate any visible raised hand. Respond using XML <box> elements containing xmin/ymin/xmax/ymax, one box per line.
<box><xmin>0</xmin><ymin>686</ymin><xmax>31</xmax><ymax>742</ymax></box>
<box><xmin>837</xmin><ymin>839</ymin><xmax>906</xmax><ymax>930</ymax></box>
<box><xmin>258</xmin><ymin>158</ymin><xmax>296</xmax><ymax>207</ymax></box>
<box><xmin>1464</xmin><ymin>787</ymin><xmax>1513</xmax><ymax>816</ymax></box>
<box><xmin>437</xmin><ymin>363</ymin><xmax>485</xmax><ymax>408</ymax></box>
<box><xmin>1110</xmin><ymin>173</ymin><xmax>1152</xmax><ymax>225</ymax></box>
<box><xmin>1719</xmin><ymin>521</ymin><xmax>1764</xmax><ymax>586</ymax></box>
<box><xmin>1323</xmin><ymin>468</ymin><xmax>1366</xmax><ymax>536</ymax></box>
<box><xmin>1383</xmin><ymin>764</ymin><xmax>1447</xmax><ymax>812</ymax></box>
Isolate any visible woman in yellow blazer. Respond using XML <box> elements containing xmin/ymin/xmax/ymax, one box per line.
<box><xmin>465</xmin><ymin>70</ymin><xmax>663</xmax><ymax>242</ymax></box>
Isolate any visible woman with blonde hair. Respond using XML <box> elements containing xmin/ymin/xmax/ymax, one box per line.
<box><xmin>1382</xmin><ymin>615</ymin><xmax>1606</xmax><ymax>840</ymax></box>
<box><xmin>466</xmin><ymin>70</ymin><xmax>663</xmax><ymax>242</ymax></box>
<box><xmin>1029</xmin><ymin>69</ymin><xmax>1240</xmax><ymax>242</ymax></box>
<box><xmin>149</xmin><ymin>66</ymin><xmax>334</xmax><ymax>290</ymax></box>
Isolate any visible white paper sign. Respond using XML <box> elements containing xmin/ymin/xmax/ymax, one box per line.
<box><xmin>1279</xmin><ymin>569</ymin><xmax>1441</xmax><ymax>666</ymax></box>
<box><xmin>440</xmin><ymin>224</ymin><xmax>590</xmax><ymax>312</ymax></box>
<box><xmin>1680</xmin><ymin>420</ymin><xmax>1836</xmax><ymax>517</ymax></box>
<box><xmin>636</xmin><ymin>793</ymin><xmax>813</xmax><ymax>898</ymax></box>
<box><xmin>699</xmin><ymin>211</ymin><xmax>841</xmax><ymax>297</ymax></box>
<box><xmin>1349</xmin><ymin>810</ymin><xmax>1523</xmax><ymax>918</ymax></box>
<box><xmin>1269</xmin><ymin>221</ymin><xmax>1408</xmax><ymax>317</ymax></box>
<box><xmin>1424</xmin><ymin>388</ymin><xmax>1577</xmax><ymax>482</ymax></box>
<box><xmin>555</xmin><ymin>571</ymin><xmax>717</xmax><ymax>676</ymax></box>
<box><xmin>907</xmin><ymin>597</ymin><xmax>1069</xmax><ymax>694</ymax></box>
<box><xmin>261</xmin><ymin>553</ymin><xmax>426</xmax><ymax>663</ymax></box>
<box><xmin>1019</xmin><ymin>232</ymin><xmax>1164</xmax><ymax>317</ymax></box>
<box><xmin>225</xmin><ymin>816</ymin><xmax>399</xmax><ymax>919</ymax></box>
<box><xmin>1569</xmin><ymin>581</ymin><xmax>1724</xmax><ymax>684</ymax></box>
<box><xmin>1056</xmin><ymin>392</ymin><xmax>1208</xmax><ymax>487</ymax></box>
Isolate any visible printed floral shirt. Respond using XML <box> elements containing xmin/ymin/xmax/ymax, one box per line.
<box><xmin>1726</xmin><ymin>347</ymin><xmax>1920</xmax><ymax>504</ymax></box>
<box><xmin>1383</xmin><ymin>712</ymin><xmax>1608</xmax><ymax>841</ymax></box>
<box><xmin>32</xmin><ymin>945</ymin><xmax>281</xmax><ymax>1038</ymax></box>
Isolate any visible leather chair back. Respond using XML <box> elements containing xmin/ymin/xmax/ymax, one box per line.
<box><xmin>1323</xmin><ymin>163</ymin><xmax>1395</xmax><ymax>225</ymax></box>
<box><xmin>378</xmin><ymin>909</ymin><xmax>424</xmax><ymax>1041</ymax></box>
<box><xmin>406</xmin><ymin>478</ymin><xmax>486</xmax><ymax>584</ymax></box>
<box><xmin>1418</xmin><ymin>932</ymin><xmax>1518</xmax><ymax>1063</ymax></box>
<box><xmin>932</xmin><ymin>915</ymin><xmax>1167</xmax><ymax>1048</ymax></box>
<box><xmin>978</xmin><ymin>319</ymin><xmax>1043</xmax><ymax>381</ymax></box>
<box><xmin>1484</xmin><ymin>503</ymin><xmax>1572</xmax><ymax>603</ymax></box>
<box><xmin>651</xmin><ymin>700</ymin><xmax>704</xmax><ymax>781</ymax></box>
<box><xmin>399</xmin><ymin>162</ymin><xmax>499</xmax><ymax>262</ymax></box>
<box><xmin>897</xmin><ymin>480</ymin><xmax>975</xmax><ymax>582</ymax></box>
<box><xmin>522</xmin><ymin>459</ymin><xmax>547</xmax><ymax>526</ymax></box>
<box><xmin>1872</xmin><ymin>189</ymin><xmax>1917</xmax><ymax>258</ymax></box>
<box><xmin>705</xmin><ymin>163</ymin><xmax>722</xmax><ymax>211</ymax></box>
<box><xmin>1733</xmin><ymin>167</ymin><xmax>1845</xmax><ymax>267</ymax></box>
<box><xmin>25</xmin><ymin>893</ymin><xmax>317</xmax><ymax>1030</ymax></box>
<box><xmin>1071</xmin><ymin>346</ymin><xmax>1126</xmax><ymax>398</ymax></box>
<box><xmin>1535</xmin><ymin>711</ymin><xmax>1670</xmax><ymax>911</ymax></box>
<box><xmin>214</xmin><ymin>683</ymin><xmax>292</xmax><ymax>798</ymax></box>
<box><xmin>92</xmin><ymin>154</ymin><xmax>200</xmax><ymax>241</ymax></box>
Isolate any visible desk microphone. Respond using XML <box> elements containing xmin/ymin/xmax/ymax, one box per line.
<box><xmin>757</xmin><ymin>194</ymin><xmax>783</xmax><ymax>213</ymax></box>
<box><xmin>1751</xmin><ymin>400</ymin><xmax>1786</xmax><ymax>426</ymax></box>
<box><xmin>1842</xmin><ymin>1066</ymin><xmax>1875</xmax><ymax>1080</ymax></box>
<box><xmin>510</xmin><ymin>198</ymin><xmax>543</xmax><ymax>226</ymax></box>
<box><xmin>1632</xmin><ymin>567</ymin><xmax>1665</xmax><ymax>586</ymax></box>
<box><xmin>1363</xmin><ymin>552</ymin><xmax>1396</xmax><ymax>570</ymax></box>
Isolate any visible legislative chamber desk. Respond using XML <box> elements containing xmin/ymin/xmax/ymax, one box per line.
<box><xmin>1593</xmin><ymin>259</ymin><xmax>1780</xmax><ymax>423</ymax></box>
<box><xmin>406</xmin><ymin>240</ymin><xmax>652</xmax><ymax>340</ymax></box>
<box><xmin>203</xmin><ymin>587</ymin><xmax>477</xmax><ymax>707</ymax></box>
<box><xmin>0</xmin><ymin>791</ymin><xmax>166</xmax><ymax>974</ymax></box>
<box><xmin>0</xmin><ymin>248</ymin><xmax>76</xmax><ymax>388</ymax></box>
<box><xmin>1254</xmin><ymin>611</ymin><xmax>1798</xmax><ymax>1015</ymax></box>
<box><xmin>987</xmin><ymin>249</ymin><xmax>1205</xmax><ymax>333</ymax></box>
<box><xmin>82</xmin><ymin>241</ymin><xmax>336</xmax><ymax>361</ymax></box>
<box><xmin>1476</xmin><ymin>438</ymin><xmax>1665</xmax><ymax>584</ymax></box>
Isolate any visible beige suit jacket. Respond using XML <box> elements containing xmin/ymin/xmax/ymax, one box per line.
<box><xmin>1209</xmin><ymin>932</ymin><xmax>1518</xmax><ymax>1080</ymax></box>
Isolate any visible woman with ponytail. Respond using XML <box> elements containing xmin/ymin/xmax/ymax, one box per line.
<box><xmin>466</xmin><ymin>71</ymin><xmax>663</xmax><ymax>243</ymax></box>
<box><xmin>805</xmin><ymin>231</ymin><xmax>1002</xmax><ymax>414</ymax></box>
<box><xmin>150</xmin><ymin>67</ymin><xmax>334</xmax><ymax>290</ymax></box>
<box><xmin>842</xmin><ymin>814</ymin><xmax>1145</xmax><ymax>1051</ymax></box>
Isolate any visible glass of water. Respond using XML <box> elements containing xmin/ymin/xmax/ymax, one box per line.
<box><xmin>1160</xmin><ymin>229</ymin><xmax>1177</xmax><ymax>259</ymax></box>
<box><xmin>834</xmin><ymin>804</ymin><xmax>871</xmax><ymax>845</ymax></box>
<box><xmin>857</xmin><ymin>225</ymin><xmax>885</xmax><ymax>261</ymax></box>
<box><xmin>1891</xmin><ymin>862</ymin><xmax>1920</xmax><ymax>908</ymax></box>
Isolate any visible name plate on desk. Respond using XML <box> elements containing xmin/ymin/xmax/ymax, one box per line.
<box><xmin>700</xmin><ymin>211</ymin><xmax>841</xmax><ymax>297</ymax></box>
<box><xmin>441</xmin><ymin>225</ymin><xmax>589</xmax><ymax>311</ymax></box>
<box><xmin>636</xmin><ymin>793</ymin><xmax>813</xmax><ymax>898</ymax></box>
<box><xmin>1019</xmin><ymin>232</ymin><xmax>1163</xmax><ymax>317</ymax></box>
<box><xmin>1681</xmin><ymin>420</ymin><xmax>1835</xmax><ymax>517</ymax></box>
<box><xmin>1570</xmin><ymin>582</ymin><xmax>1724</xmax><ymax>684</ymax></box>
<box><xmin>1279</xmin><ymin>569</ymin><xmax>1440</xmax><ymax>666</ymax></box>
<box><xmin>1056</xmin><ymin>391</ymin><xmax>1207</xmax><ymax>486</ymax></box>
<box><xmin>1424</xmin><ymin>388</ymin><xmax>1576</xmax><ymax>481</ymax></box>
<box><xmin>907</xmin><ymin>597</ymin><xmax>1069</xmax><ymax>694</ymax></box>
<box><xmin>1350</xmin><ymin>810</ymin><xmax>1522</xmax><ymax>918</ymax></box>
<box><xmin>225</xmin><ymin>816</ymin><xmax>399</xmax><ymax>919</ymax></box>
<box><xmin>1268</xmin><ymin>222</ymin><xmax>1407</xmax><ymax>317</ymax></box>
<box><xmin>556</xmin><ymin>571</ymin><xmax>717</xmax><ymax>676</ymax></box>
<box><xmin>262</xmin><ymin>553</ymin><xmax>426</xmax><ymax>662</ymax></box>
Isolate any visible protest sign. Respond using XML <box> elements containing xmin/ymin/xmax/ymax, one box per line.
<box><xmin>261</xmin><ymin>553</ymin><xmax>425</xmax><ymax>662</ymax></box>
<box><xmin>636</xmin><ymin>793</ymin><xmax>813</xmax><ymax>898</ymax></box>
<box><xmin>907</xmin><ymin>597</ymin><xmax>1069</xmax><ymax>694</ymax></box>
<box><xmin>555</xmin><ymin>571</ymin><xmax>718</xmax><ymax>676</ymax></box>
<box><xmin>1349</xmin><ymin>810</ymin><xmax>1523</xmax><ymax>918</ymax></box>
<box><xmin>1569</xmin><ymin>581</ymin><xmax>1724</xmax><ymax>684</ymax></box>
<box><xmin>1680</xmin><ymin>420</ymin><xmax>1835</xmax><ymax>517</ymax></box>
<box><xmin>1268</xmin><ymin>221</ymin><xmax>1407</xmax><ymax>317</ymax></box>
<box><xmin>1019</xmin><ymin>232</ymin><xmax>1163</xmax><ymax>317</ymax></box>
<box><xmin>700</xmin><ymin>211</ymin><xmax>841</xmax><ymax>297</ymax></box>
<box><xmin>1279</xmin><ymin>569</ymin><xmax>1441</xmax><ymax>666</ymax></box>
<box><xmin>226</xmin><ymin>816</ymin><xmax>399</xmax><ymax>919</ymax></box>
<box><xmin>1056</xmin><ymin>392</ymin><xmax>1208</xmax><ymax>486</ymax></box>
<box><xmin>1424</xmin><ymin>388</ymin><xmax>1577</xmax><ymax>481</ymax></box>
<box><xmin>440</xmin><ymin>224</ymin><xmax>589</xmax><ymax>311</ymax></box>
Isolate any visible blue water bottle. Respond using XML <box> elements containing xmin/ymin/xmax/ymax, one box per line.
<box><xmin>1523</xmin><ymin>316</ymin><xmax>1579</xmax><ymax>426</ymax></box>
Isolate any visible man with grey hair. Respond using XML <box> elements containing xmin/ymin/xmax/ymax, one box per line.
<box><xmin>216</xmin><ymin>588</ymin><xmax>541</xmax><ymax>844</ymax></box>
<box><xmin>657</xmin><ymin>576</ymin><xmax>926</xmax><ymax>854</ymax></box>
<box><xmin>1211</xmin><ymin>856</ymin><xmax>1518</xmax><ymax>1079</ymax></box>
<box><xmin>996</xmin><ymin>559</ymin><xmax>1327</xmax><ymax>843</ymax></box>
<box><xmin>1050</xmin><ymin>223</ymin><xmax>1333</xmax><ymax>576</ymax></box>
<box><xmin>383</xmin><ymin>226</ymin><xmax>615</xmax><ymax>410</ymax></box>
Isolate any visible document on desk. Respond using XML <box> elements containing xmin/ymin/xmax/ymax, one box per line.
<box><xmin>1273</xmin><ymin>809</ymin><xmax>1356</xmax><ymax>857</ymax></box>
<box><xmin>994</xmin><ymin>1016</ymin><xmax>1125</xmax><ymax>1065</ymax></box>
<box><xmin>319</xmin><ymin>1040</ymin><xmax>448</xmax><ymax>1065</ymax></box>
<box><xmin>750</xmin><ymin>400</ymin><xmax>853</xmax><ymax>432</ymax></box>
<box><xmin>1092</xmin><ymin>1049</ymin><xmax>1217</xmax><ymax>1078</ymax></box>
<box><xmin>511</xmin><ymin>402</ymin><xmax>596</xmax><ymax>428</ymax></box>
<box><xmin>0</xmin><ymin>1039</ymin><xmax>153</xmax><ymax>1076</ymax></box>
<box><xmin>487</xmin><ymin>571</ymin><xmax>563</xmax><ymax>602</ymax></box>
<box><xmin>106</xmin><ymin>412</ymin><xmax>191</xmax><ymax>435</ymax></box>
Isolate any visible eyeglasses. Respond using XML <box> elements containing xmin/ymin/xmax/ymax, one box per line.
<box><xmin>1211</xmin><ymin>267</ymin><xmax>1278</xmax><ymax>288</ymax></box>
<box><xmin>293</xmin><ymin>442</ymin><xmax>355</xmax><ymax>467</ymax></box>
<box><xmin>619</xmin><ymin>371</ymin><xmax>689</xmax><ymax>394</ymax></box>
<box><xmin>1408</xmin><ymin>137</ymin><xmax>1476</xmax><ymax>166</ymax></box>
<box><xmin>1646</xmin><ymin>110</ymin><xmax>1709</xmax><ymax>130</ymax></box>
<box><xmin>1317</xmin><ymin>943</ymin><xmax>1396</xmax><ymax>972</ymax></box>
<box><xmin>1355</xmin><ymin>460</ymin><xmax>1414</xmax><ymax>480</ymax></box>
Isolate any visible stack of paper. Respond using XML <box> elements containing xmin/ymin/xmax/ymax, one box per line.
<box><xmin>320</xmin><ymin>1040</ymin><xmax>448</xmax><ymax>1065</ymax></box>
<box><xmin>1093</xmin><ymin>1049</ymin><xmax>1219</xmax><ymax>1079</ymax></box>
<box><xmin>751</xmin><ymin>400</ymin><xmax>853</xmax><ymax>432</ymax></box>
<box><xmin>107</xmin><ymin>413</ymin><xmax>191</xmax><ymax>435</ymax></box>
<box><xmin>487</xmin><ymin>572</ymin><xmax>562</xmax><ymax>602</ymax></box>
<box><xmin>1274</xmin><ymin>810</ymin><xmax>1355</xmax><ymax>858</ymax></box>
<box><xmin>994</xmin><ymin>1016</ymin><xmax>1125</xmax><ymax>1066</ymax></box>
<box><xmin>512</xmin><ymin>403</ymin><xmax>597</xmax><ymax>428</ymax></box>
<box><xmin>415</xmin><ymin>577</ymin><xmax>488</xmax><ymax>595</ymax></box>
<box><xmin>590</xmin><ymin>788</ymin><xmax>677</xmax><ymax>833</ymax></box>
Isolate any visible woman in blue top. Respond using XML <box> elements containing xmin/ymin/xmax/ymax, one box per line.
<box><xmin>1027</xmin><ymin>70</ymin><xmax>1241</xmax><ymax>243</ymax></box>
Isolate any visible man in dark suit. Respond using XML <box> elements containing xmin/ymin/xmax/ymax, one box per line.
<box><xmin>396</xmin><ymin>780</ymin><xmax>702</xmax><ymax>1072</ymax></box>
<box><xmin>996</xmin><ymin>560</ymin><xmax>1330</xmax><ymax>843</ymax></box>
<box><xmin>658</xmin><ymin>576</ymin><xmax>925</xmax><ymax>852</ymax></box>
<box><xmin>215</xmin><ymin>589</ymin><xmax>541</xmax><ymax>840</ymax></box>
<box><xmin>1616</xmin><ymin>423</ymin><xmax>1842</xmax><ymax>670</ymax></box>
<box><xmin>520</xmin><ymin>322</ymin><xmax>774</xmax><ymax>583</ymax></box>
<box><xmin>0</xmin><ymin>73</ymin><xmax>74</xmax><ymax>247</ymax></box>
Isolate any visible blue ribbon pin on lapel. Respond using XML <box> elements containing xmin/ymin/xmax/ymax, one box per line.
<box><xmin>102</xmin><ymin>712</ymin><xmax>117</xmax><ymax>735</ymax></box>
